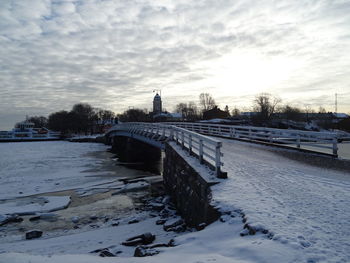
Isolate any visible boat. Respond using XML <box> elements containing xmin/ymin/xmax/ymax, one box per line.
<box><xmin>0</xmin><ymin>120</ymin><xmax>61</xmax><ymax>142</ymax></box>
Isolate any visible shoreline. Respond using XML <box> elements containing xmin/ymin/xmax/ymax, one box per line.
<box><xmin>0</xmin><ymin>141</ymin><xmax>189</xmax><ymax>258</ymax></box>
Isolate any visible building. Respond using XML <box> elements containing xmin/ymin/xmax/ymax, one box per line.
<box><xmin>202</xmin><ymin>106</ymin><xmax>230</xmax><ymax>120</ymax></box>
<box><xmin>151</xmin><ymin>93</ymin><xmax>182</xmax><ymax>121</ymax></box>
<box><xmin>153</xmin><ymin>93</ymin><xmax>162</xmax><ymax>115</ymax></box>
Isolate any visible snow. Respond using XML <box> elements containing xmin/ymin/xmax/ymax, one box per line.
<box><xmin>0</xmin><ymin>196</ymin><xmax>70</xmax><ymax>215</ymax></box>
<box><xmin>213</xmin><ymin>138</ymin><xmax>350</xmax><ymax>263</ymax></box>
<box><xmin>168</xmin><ymin>141</ymin><xmax>218</xmax><ymax>183</ymax></box>
<box><xmin>0</xmin><ymin>220</ymin><xmax>303</xmax><ymax>263</ymax></box>
<box><xmin>0</xmin><ymin>141</ymin><xmax>114</xmax><ymax>199</ymax></box>
<box><xmin>1</xmin><ymin>139</ymin><xmax>349</xmax><ymax>262</ymax></box>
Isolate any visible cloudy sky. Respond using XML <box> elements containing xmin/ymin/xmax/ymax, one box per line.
<box><xmin>0</xmin><ymin>0</ymin><xmax>349</xmax><ymax>129</ymax></box>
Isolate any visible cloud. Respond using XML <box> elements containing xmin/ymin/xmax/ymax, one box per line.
<box><xmin>0</xmin><ymin>0</ymin><xmax>350</xmax><ymax>129</ymax></box>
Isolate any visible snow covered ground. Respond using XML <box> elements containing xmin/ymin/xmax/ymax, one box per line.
<box><xmin>214</xmin><ymin>139</ymin><xmax>350</xmax><ymax>263</ymax></box>
<box><xmin>1</xmin><ymin>140</ymin><xmax>349</xmax><ymax>263</ymax></box>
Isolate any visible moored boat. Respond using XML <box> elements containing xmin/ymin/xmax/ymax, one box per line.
<box><xmin>0</xmin><ymin>120</ymin><xmax>60</xmax><ymax>142</ymax></box>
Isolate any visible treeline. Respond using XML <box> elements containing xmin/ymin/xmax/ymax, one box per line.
<box><xmin>24</xmin><ymin>93</ymin><xmax>350</xmax><ymax>133</ymax></box>
<box><xmin>27</xmin><ymin>103</ymin><xmax>115</xmax><ymax>134</ymax></box>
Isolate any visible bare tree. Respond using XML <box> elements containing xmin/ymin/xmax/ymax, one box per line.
<box><xmin>253</xmin><ymin>93</ymin><xmax>281</xmax><ymax>123</ymax></box>
<box><xmin>175</xmin><ymin>101</ymin><xmax>200</xmax><ymax>121</ymax></box>
<box><xmin>231</xmin><ymin>107</ymin><xmax>240</xmax><ymax>117</ymax></box>
<box><xmin>27</xmin><ymin>116</ymin><xmax>48</xmax><ymax>128</ymax></box>
<box><xmin>281</xmin><ymin>105</ymin><xmax>302</xmax><ymax>121</ymax></box>
<box><xmin>199</xmin><ymin>93</ymin><xmax>216</xmax><ymax>112</ymax></box>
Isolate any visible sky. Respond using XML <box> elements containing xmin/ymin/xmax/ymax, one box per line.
<box><xmin>0</xmin><ymin>0</ymin><xmax>350</xmax><ymax>130</ymax></box>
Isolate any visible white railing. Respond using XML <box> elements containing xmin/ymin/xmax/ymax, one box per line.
<box><xmin>107</xmin><ymin>123</ymin><xmax>225</xmax><ymax>177</ymax></box>
<box><xmin>165</xmin><ymin>122</ymin><xmax>339</xmax><ymax>156</ymax></box>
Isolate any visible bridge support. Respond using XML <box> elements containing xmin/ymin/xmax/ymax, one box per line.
<box><xmin>163</xmin><ymin>143</ymin><xmax>220</xmax><ymax>227</ymax></box>
<box><xmin>111</xmin><ymin>136</ymin><xmax>161</xmax><ymax>163</ymax></box>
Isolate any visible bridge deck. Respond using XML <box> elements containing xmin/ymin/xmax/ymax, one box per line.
<box><xmin>215</xmin><ymin>138</ymin><xmax>350</xmax><ymax>262</ymax></box>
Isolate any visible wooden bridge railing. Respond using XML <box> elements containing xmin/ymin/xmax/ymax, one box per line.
<box><xmin>107</xmin><ymin>123</ymin><xmax>225</xmax><ymax>177</ymax></box>
<box><xmin>166</xmin><ymin>122</ymin><xmax>339</xmax><ymax>156</ymax></box>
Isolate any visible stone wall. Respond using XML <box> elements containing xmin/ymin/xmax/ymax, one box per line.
<box><xmin>163</xmin><ymin>143</ymin><xmax>220</xmax><ymax>227</ymax></box>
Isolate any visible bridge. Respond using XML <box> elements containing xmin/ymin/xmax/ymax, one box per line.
<box><xmin>105</xmin><ymin>122</ymin><xmax>350</xmax><ymax>256</ymax></box>
<box><xmin>108</xmin><ymin>123</ymin><xmax>350</xmax><ymax>262</ymax></box>
<box><xmin>106</xmin><ymin>122</ymin><xmax>226</xmax><ymax>177</ymax></box>
<box><xmin>106</xmin><ymin>122</ymin><xmax>339</xmax><ymax>175</ymax></box>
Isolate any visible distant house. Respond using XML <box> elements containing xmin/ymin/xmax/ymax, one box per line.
<box><xmin>202</xmin><ymin>106</ymin><xmax>230</xmax><ymax>120</ymax></box>
<box><xmin>240</xmin><ymin>112</ymin><xmax>259</xmax><ymax>118</ymax></box>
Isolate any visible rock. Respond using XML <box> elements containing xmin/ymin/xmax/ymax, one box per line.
<box><xmin>149</xmin><ymin>202</ymin><xmax>165</xmax><ymax>211</ymax></box>
<box><xmin>134</xmin><ymin>246</ymin><xmax>146</xmax><ymax>257</ymax></box>
<box><xmin>29</xmin><ymin>216</ymin><xmax>41</xmax><ymax>221</ymax></box>
<box><xmin>162</xmin><ymin>196</ymin><xmax>171</xmax><ymax>204</ymax></box>
<box><xmin>128</xmin><ymin>219</ymin><xmax>139</xmax><ymax>224</ymax></box>
<box><xmin>90</xmin><ymin>215</ymin><xmax>98</xmax><ymax>220</ymax></box>
<box><xmin>0</xmin><ymin>214</ymin><xmax>23</xmax><ymax>225</ymax></box>
<box><xmin>156</xmin><ymin>219</ymin><xmax>166</xmax><ymax>225</ymax></box>
<box><xmin>122</xmin><ymin>232</ymin><xmax>156</xmax><ymax>246</ymax></box>
<box><xmin>240</xmin><ymin>229</ymin><xmax>249</xmax><ymax>237</ymax></box>
<box><xmin>99</xmin><ymin>250</ymin><xmax>115</xmax><ymax>257</ymax></box>
<box><xmin>163</xmin><ymin>218</ymin><xmax>184</xmax><ymax>231</ymax></box>
<box><xmin>168</xmin><ymin>239</ymin><xmax>175</xmax><ymax>247</ymax></box>
<box><xmin>172</xmin><ymin>224</ymin><xmax>186</xmax><ymax>233</ymax></box>
<box><xmin>148</xmin><ymin>239</ymin><xmax>176</xmax><ymax>248</ymax></box>
<box><xmin>9</xmin><ymin>215</ymin><xmax>23</xmax><ymax>223</ymax></box>
<box><xmin>159</xmin><ymin>208</ymin><xmax>174</xmax><ymax>218</ymax></box>
<box><xmin>149</xmin><ymin>212</ymin><xmax>158</xmax><ymax>217</ymax></box>
<box><xmin>25</xmin><ymin>230</ymin><xmax>43</xmax><ymax>240</ymax></box>
<box><xmin>90</xmin><ymin>247</ymin><xmax>111</xmax><ymax>254</ymax></box>
<box><xmin>142</xmin><ymin>233</ymin><xmax>155</xmax><ymax>244</ymax></box>
<box><xmin>134</xmin><ymin>246</ymin><xmax>159</xmax><ymax>257</ymax></box>
<box><xmin>71</xmin><ymin>216</ymin><xmax>79</xmax><ymax>223</ymax></box>
<box><xmin>196</xmin><ymin>223</ymin><xmax>207</xmax><ymax>231</ymax></box>
<box><xmin>248</xmin><ymin>228</ymin><xmax>256</xmax><ymax>235</ymax></box>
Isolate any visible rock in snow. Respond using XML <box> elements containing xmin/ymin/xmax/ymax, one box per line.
<box><xmin>163</xmin><ymin>218</ymin><xmax>184</xmax><ymax>231</ymax></box>
<box><xmin>71</xmin><ymin>216</ymin><xmax>80</xmax><ymax>223</ymax></box>
<box><xmin>25</xmin><ymin>230</ymin><xmax>43</xmax><ymax>240</ymax></box>
<box><xmin>122</xmin><ymin>233</ymin><xmax>156</xmax><ymax>246</ymax></box>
